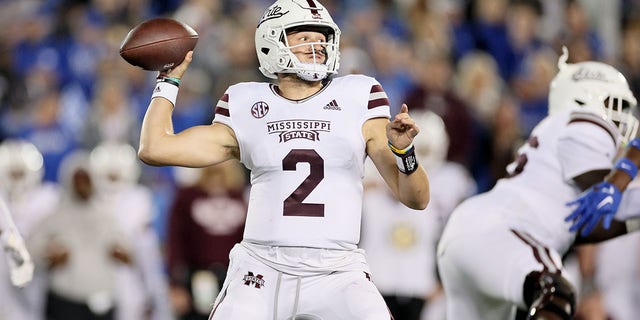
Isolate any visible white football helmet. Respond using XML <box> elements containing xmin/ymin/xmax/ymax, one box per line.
<box><xmin>255</xmin><ymin>0</ymin><xmax>341</xmax><ymax>81</ymax></box>
<box><xmin>89</xmin><ymin>142</ymin><xmax>141</xmax><ymax>194</ymax></box>
<box><xmin>412</xmin><ymin>111</ymin><xmax>450</xmax><ymax>169</ymax></box>
<box><xmin>548</xmin><ymin>47</ymin><xmax>639</xmax><ymax>143</ymax></box>
<box><xmin>0</xmin><ymin>140</ymin><xmax>44</xmax><ymax>196</ymax></box>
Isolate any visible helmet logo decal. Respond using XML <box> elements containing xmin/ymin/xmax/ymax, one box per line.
<box><xmin>305</xmin><ymin>0</ymin><xmax>322</xmax><ymax>19</ymax></box>
<box><xmin>251</xmin><ymin>101</ymin><xmax>270</xmax><ymax>119</ymax></box>
<box><xmin>258</xmin><ymin>5</ymin><xmax>289</xmax><ymax>27</ymax></box>
<box><xmin>572</xmin><ymin>67</ymin><xmax>607</xmax><ymax>82</ymax></box>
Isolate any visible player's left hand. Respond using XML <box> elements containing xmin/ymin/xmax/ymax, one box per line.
<box><xmin>386</xmin><ymin>104</ymin><xmax>419</xmax><ymax>149</ymax></box>
<box><xmin>565</xmin><ymin>181</ymin><xmax>622</xmax><ymax>236</ymax></box>
<box><xmin>2</xmin><ymin>231</ymin><xmax>35</xmax><ymax>287</ymax></box>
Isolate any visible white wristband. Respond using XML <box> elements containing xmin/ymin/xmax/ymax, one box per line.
<box><xmin>626</xmin><ymin>218</ymin><xmax>640</xmax><ymax>233</ymax></box>
<box><xmin>151</xmin><ymin>81</ymin><xmax>179</xmax><ymax>107</ymax></box>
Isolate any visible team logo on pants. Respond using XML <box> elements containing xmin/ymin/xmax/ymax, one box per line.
<box><xmin>243</xmin><ymin>271</ymin><xmax>265</xmax><ymax>288</ymax></box>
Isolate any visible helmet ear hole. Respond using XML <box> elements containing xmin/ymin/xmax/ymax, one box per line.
<box><xmin>261</xmin><ymin>48</ymin><xmax>270</xmax><ymax>55</ymax></box>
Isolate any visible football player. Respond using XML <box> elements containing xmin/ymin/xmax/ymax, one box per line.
<box><xmin>89</xmin><ymin>142</ymin><xmax>173</xmax><ymax>320</ymax></box>
<box><xmin>436</xmin><ymin>47</ymin><xmax>640</xmax><ymax>320</ymax></box>
<box><xmin>360</xmin><ymin>111</ymin><xmax>475</xmax><ymax>320</ymax></box>
<box><xmin>136</xmin><ymin>0</ymin><xmax>429</xmax><ymax>319</ymax></box>
<box><xmin>0</xmin><ymin>139</ymin><xmax>59</xmax><ymax>319</ymax></box>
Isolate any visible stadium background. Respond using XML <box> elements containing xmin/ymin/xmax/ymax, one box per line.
<box><xmin>0</xmin><ymin>0</ymin><xmax>640</xmax><ymax>318</ymax></box>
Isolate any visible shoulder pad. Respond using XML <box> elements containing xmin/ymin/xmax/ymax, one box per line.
<box><xmin>568</xmin><ymin>111</ymin><xmax>618</xmax><ymax>145</ymax></box>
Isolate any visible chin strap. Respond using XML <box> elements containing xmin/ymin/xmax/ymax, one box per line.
<box><xmin>296</xmin><ymin>63</ymin><xmax>329</xmax><ymax>81</ymax></box>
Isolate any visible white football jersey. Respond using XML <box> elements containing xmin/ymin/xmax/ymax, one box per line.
<box><xmin>436</xmin><ymin>108</ymin><xmax>622</xmax><ymax>319</ymax></box>
<box><xmin>214</xmin><ymin>75</ymin><xmax>390</xmax><ymax>250</ymax></box>
<box><xmin>440</xmin><ymin>107</ymin><xmax>620</xmax><ymax>258</ymax></box>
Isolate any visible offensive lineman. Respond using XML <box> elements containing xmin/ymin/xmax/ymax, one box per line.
<box><xmin>136</xmin><ymin>0</ymin><xmax>429</xmax><ymax>319</ymax></box>
<box><xmin>436</xmin><ymin>48</ymin><xmax>640</xmax><ymax>320</ymax></box>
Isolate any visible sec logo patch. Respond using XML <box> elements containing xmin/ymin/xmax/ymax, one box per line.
<box><xmin>251</xmin><ymin>101</ymin><xmax>269</xmax><ymax>118</ymax></box>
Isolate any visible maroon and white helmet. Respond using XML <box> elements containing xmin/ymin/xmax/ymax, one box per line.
<box><xmin>549</xmin><ymin>47</ymin><xmax>638</xmax><ymax>143</ymax></box>
<box><xmin>255</xmin><ymin>0</ymin><xmax>341</xmax><ymax>81</ymax></box>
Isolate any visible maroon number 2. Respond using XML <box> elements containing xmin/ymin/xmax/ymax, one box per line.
<box><xmin>282</xmin><ymin>149</ymin><xmax>325</xmax><ymax>217</ymax></box>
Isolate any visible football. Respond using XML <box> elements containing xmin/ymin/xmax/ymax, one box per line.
<box><xmin>119</xmin><ymin>18</ymin><xmax>198</xmax><ymax>71</ymax></box>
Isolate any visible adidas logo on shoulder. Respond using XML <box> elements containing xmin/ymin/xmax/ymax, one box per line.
<box><xmin>323</xmin><ymin>99</ymin><xmax>341</xmax><ymax>111</ymax></box>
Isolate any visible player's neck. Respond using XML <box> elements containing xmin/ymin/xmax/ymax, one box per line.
<box><xmin>276</xmin><ymin>75</ymin><xmax>324</xmax><ymax>100</ymax></box>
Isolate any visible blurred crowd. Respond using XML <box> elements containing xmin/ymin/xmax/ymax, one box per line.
<box><xmin>1</xmin><ymin>0</ymin><xmax>640</xmax><ymax>319</ymax></box>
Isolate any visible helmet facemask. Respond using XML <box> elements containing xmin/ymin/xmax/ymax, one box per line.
<box><xmin>281</xmin><ymin>26</ymin><xmax>335</xmax><ymax>81</ymax></box>
<box><xmin>604</xmin><ymin>97</ymin><xmax>639</xmax><ymax>144</ymax></box>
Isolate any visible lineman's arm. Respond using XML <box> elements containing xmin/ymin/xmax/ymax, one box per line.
<box><xmin>570</xmin><ymin>169</ymin><xmax>628</xmax><ymax>244</ymax></box>
<box><xmin>568</xmin><ymin>138</ymin><xmax>640</xmax><ymax>238</ymax></box>
<box><xmin>575</xmin><ymin>178</ymin><xmax>640</xmax><ymax>244</ymax></box>
<box><xmin>602</xmin><ymin>139</ymin><xmax>640</xmax><ymax>192</ymax></box>
<box><xmin>138</xmin><ymin>51</ymin><xmax>239</xmax><ymax>167</ymax></box>
<box><xmin>364</xmin><ymin>104</ymin><xmax>429</xmax><ymax>210</ymax></box>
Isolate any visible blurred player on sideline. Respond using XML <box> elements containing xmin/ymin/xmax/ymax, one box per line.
<box><xmin>592</xmin><ymin>180</ymin><xmax>640</xmax><ymax>320</ymax></box>
<box><xmin>89</xmin><ymin>142</ymin><xmax>173</xmax><ymax>320</ymax></box>
<box><xmin>0</xmin><ymin>139</ymin><xmax>60</xmax><ymax>320</ymax></box>
<box><xmin>437</xmin><ymin>48</ymin><xmax>640</xmax><ymax>319</ymax></box>
<box><xmin>166</xmin><ymin>161</ymin><xmax>247</xmax><ymax>320</ymax></box>
<box><xmin>28</xmin><ymin>150</ymin><xmax>133</xmax><ymax>320</ymax></box>
<box><xmin>360</xmin><ymin>111</ymin><xmax>475</xmax><ymax>320</ymax></box>
<box><xmin>136</xmin><ymin>0</ymin><xmax>429</xmax><ymax>318</ymax></box>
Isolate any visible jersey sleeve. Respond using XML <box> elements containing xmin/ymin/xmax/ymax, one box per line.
<box><xmin>212</xmin><ymin>92</ymin><xmax>232</xmax><ymax>128</ymax></box>
<box><xmin>556</xmin><ymin>112</ymin><xmax>619</xmax><ymax>181</ymax></box>
<box><xmin>364</xmin><ymin>81</ymin><xmax>391</xmax><ymax>121</ymax></box>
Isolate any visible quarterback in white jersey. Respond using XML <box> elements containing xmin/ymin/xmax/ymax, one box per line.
<box><xmin>437</xmin><ymin>48</ymin><xmax>640</xmax><ymax>320</ymax></box>
<box><xmin>137</xmin><ymin>1</ymin><xmax>429</xmax><ymax>319</ymax></box>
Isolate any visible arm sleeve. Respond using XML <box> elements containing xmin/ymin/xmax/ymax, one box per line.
<box><xmin>363</xmin><ymin>81</ymin><xmax>391</xmax><ymax>121</ymax></box>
